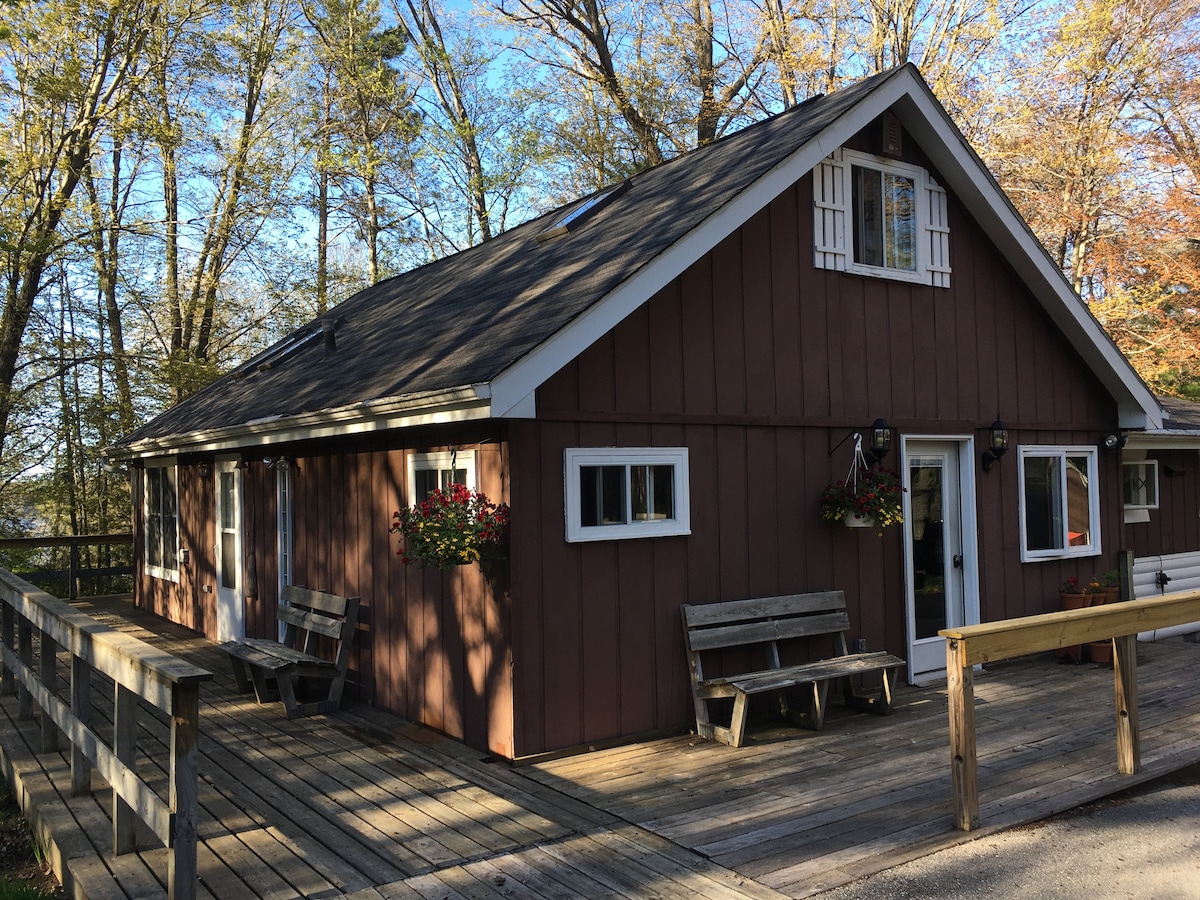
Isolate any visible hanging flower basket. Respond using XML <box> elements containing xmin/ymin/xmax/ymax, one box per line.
<box><xmin>820</xmin><ymin>434</ymin><xmax>905</xmax><ymax>529</ymax></box>
<box><xmin>391</xmin><ymin>484</ymin><xmax>510</xmax><ymax>569</ymax></box>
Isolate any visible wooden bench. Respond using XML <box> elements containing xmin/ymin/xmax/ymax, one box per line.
<box><xmin>219</xmin><ymin>586</ymin><xmax>360</xmax><ymax>719</ymax></box>
<box><xmin>681</xmin><ymin>591</ymin><xmax>906</xmax><ymax>747</ymax></box>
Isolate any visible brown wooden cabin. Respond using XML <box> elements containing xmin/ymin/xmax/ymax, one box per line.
<box><xmin>108</xmin><ymin>65</ymin><xmax>1168</xmax><ymax>761</ymax></box>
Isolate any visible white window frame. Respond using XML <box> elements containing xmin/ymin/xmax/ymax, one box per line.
<box><xmin>813</xmin><ymin>147</ymin><xmax>951</xmax><ymax>288</ymax></box>
<box><xmin>144</xmin><ymin>460</ymin><xmax>180</xmax><ymax>583</ymax></box>
<box><xmin>564</xmin><ymin>447</ymin><xmax>691</xmax><ymax>543</ymax></box>
<box><xmin>1017</xmin><ymin>445</ymin><xmax>1102</xmax><ymax>562</ymax></box>
<box><xmin>407</xmin><ymin>450</ymin><xmax>476</xmax><ymax>503</ymax></box>
<box><xmin>1122</xmin><ymin>459</ymin><xmax>1159</xmax><ymax>510</ymax></box>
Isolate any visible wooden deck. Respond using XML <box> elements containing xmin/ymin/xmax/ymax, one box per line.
<box><xmin>3</xmin><ymin>598</ymin><xmax>1200</xmax><ymax>899</ymax></box>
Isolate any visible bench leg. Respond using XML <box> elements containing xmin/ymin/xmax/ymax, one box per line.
<box><xmin>228</xmin><ymin>656</ymin><xmax>253</xmax><ymax>695</ymax></box>
<box><xmin>845</xmin><ymin>668</ymin><xmax>896</xmax><ymax>715</ymax></box>
<box><xmin>727</xmin><ymin>691</ymin><xmax>751</xmax><ymax>748</ymax></box>
<box><xmin>248</xmin><ymin>665</ymin><xmax>280</xmax><ymax>705</ymax></box>
<box><xmin>276</xmin><ymin>670</ymin><xmax>302</xmax><ymax>718</ymax></box>
<box><xmin>809</xmin><ymin>680</ymin><xmax>830</xmax><ymax>730</ymax></box>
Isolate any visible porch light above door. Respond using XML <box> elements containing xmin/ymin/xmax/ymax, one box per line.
<box><xmin>981</xmin><ymin>418</ymin><xmax>1009</xmax><ymax>472</ymax></box>
<box><xmin>865</xmin><ymin>418</ymin><xmax>892</xmax><ymax>464</ymax></box>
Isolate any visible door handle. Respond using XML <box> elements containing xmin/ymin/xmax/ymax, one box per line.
<box><xmin>953</xmin><ymin>554</ymin><xmax>963</xmax><ymax>569</ymax></box>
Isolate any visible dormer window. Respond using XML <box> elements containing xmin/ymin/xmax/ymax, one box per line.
<box><xmin>814</xmin><ymin>148</ymin><xmax>950</xmax><ymax>287</ymax></box>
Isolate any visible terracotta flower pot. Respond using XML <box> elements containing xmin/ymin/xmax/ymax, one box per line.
<box><xmin>1057</xmin><ymin>591</ymin><xmax>1090</xmax><ymax>663</ymax></box>
<box><xmin>1089</xmin><ymin>640</ymin><xmax>1113</xmax><ymax>665</ymax></box>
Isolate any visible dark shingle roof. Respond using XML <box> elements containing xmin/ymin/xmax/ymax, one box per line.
<box><xmin>117</xmin><ymin>68</ymin><xmax>904</xmax><ymax>449</ymax></box>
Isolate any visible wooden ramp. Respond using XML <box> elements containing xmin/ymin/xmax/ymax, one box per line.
<box><xmin>1</xmin><ymin>597</ymin><xmax>1199</xmax><ymax>899</ymax></box>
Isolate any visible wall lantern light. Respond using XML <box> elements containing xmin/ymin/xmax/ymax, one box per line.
<box><xmin>981</xmin><ymin>418</ymin><xmax>1009</xmax><ymax>472</ymax></box>
<box><xmin>865</xmin><ymin>418</ymin><xmax>892</xmax><ymax>464</ymax></box>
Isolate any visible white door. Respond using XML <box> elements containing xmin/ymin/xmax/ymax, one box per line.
<box><xmin>903</xmin><ymin>438</ymin><xmax>979</xmax><ymax>682</ymax></box>
<box><xmin>215</xmin><ymin>459</ymin><xmax>245</xmax><ymax>642</ymax></box>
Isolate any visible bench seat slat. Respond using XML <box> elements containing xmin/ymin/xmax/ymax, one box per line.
<box><xmin>719</xmin><ymin>653</ymin><xmax>905</xmax><ymax>693</ymax></box>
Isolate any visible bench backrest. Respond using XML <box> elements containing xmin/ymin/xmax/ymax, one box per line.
<box><xmin>682</xmin><ymin>591</ymin><xmax>851</xmax><ymax>679</ymax></box>
<box><xmin>279</xmin><ymin>586</ymin><xmax>360</xmax><ymax>665</ymax></box>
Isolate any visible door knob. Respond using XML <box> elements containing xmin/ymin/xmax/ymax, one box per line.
<box><xmin>953</xmin><ymin>554</ymin><xmax>963</xmax><ymax>569</ymax></box>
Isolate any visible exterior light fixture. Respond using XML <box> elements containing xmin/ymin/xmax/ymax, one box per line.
<box><xmin>1102</xmin><ymin>432</ymin><xmax>1127</xmax><ymax>452</ymax></box>
<box><xmin>865</xmin><ymin>418</ymin><xmax>892</xmax><ymax>464</ymax></box>
<box><xmin>981</xmin><ymin>418</ymin><xmax>1009</xmax><ymax>472</ymax></box>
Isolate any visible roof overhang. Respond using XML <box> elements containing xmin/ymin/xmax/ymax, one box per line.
<box><xmin>1124</xmin><ymin>432</ymin><xmax>1200</xmax><ymax>451</ymax></box>
<box><xmin>489</xmin><ymin>65</ymin><xmax>1163</xmax><ymax>430</ymax></box>
<box><xmin>107</xmin><ymin>385</ymin><xmax>493</xmax><ymax>461</ymax></box>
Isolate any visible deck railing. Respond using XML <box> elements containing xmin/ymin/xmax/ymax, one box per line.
<box><xmin>940</xmin><ymin>583</ymin><xmax>1200</xmax><ymax>832</ymax></box>
<box><xmin>0</xmin><ymin>567</ymin><xmax>212</xmax><ymax>899</ymax></box>
<box><xmin>0</xmin><ymin>533</ymin><xmax>134</xmax><ymax>600</ymax></box>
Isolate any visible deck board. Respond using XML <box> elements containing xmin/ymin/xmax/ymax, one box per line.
<box><xmin>1</xmin><ymin>598</ymin><xmax>1199</xmax><ymax>899</ymax></box>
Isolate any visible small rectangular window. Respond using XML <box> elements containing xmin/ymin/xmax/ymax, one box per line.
<box><xmin>852</xmin><ymin>165</ymin><xmax>917</xmax><ymax>272</ymax></box>
<box><xmin>1122</xmin><ymin>460</ymin><xmax>1159</xmax><ymax>509</ymax></box>
<box><xmin>408</xmin><ymin>450</ymin><xmax>475</xmax><ymax>502</ymax></box>
<box><xmin>1018</xmin><ymin>446</ymin><xmax>1101</xmax><ymax>561</ymax></box>
<box><xmin>565</xmin><ymin>448</ymin><xmax>690</xmax><ymax>543</ymax></box>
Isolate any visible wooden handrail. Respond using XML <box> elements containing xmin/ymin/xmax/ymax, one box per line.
<box><xmin>0</xmin><ymin>534</ymin><xmax>134</xmax><ymax>601</ymax></box>
<box><xmin>939</xmin><ymin>588</ymin><xmax>1200</xmax><ymax>832</ymax></box>
<box><xmin>0</xmin><ymin>568</ymin><xmax>211</xmax><ymax>899</ymax></box>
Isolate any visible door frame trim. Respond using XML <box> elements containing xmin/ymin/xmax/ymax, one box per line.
<box><xmin>214</xmin><ymin>456</ymin><xmax>246</xmax><ymax>643</ymax></box>
<box><xmin>900</xmin><ymin>435</ymin><xmax>981</xmax><ymax>684</ymax></box>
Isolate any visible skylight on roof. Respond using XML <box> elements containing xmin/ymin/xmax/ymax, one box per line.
<box><xmin>536</xmin><ymin>180</ymin><xmax>630</xmax><ymax>244</ymax></box>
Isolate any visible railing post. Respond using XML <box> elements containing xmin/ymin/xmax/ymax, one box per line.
<box><xmin>71</xmin><ymin>654</ymin><xmax>91</xmax><ymax>795</ymax></box>
<box><xmin>1113</xmin><ymin>633</ymin><xmax>1140</xmax><ymax>775</ymax></box>
<box><xmin>1118</xmin><ymin>548</ymin><xmax>1135</xmax><ymax>602</ymax></box>
<box><xmin>946</xmin><ymin>636</ymin><xmax>979</xmax><ymax>831</ymax></box>
<box><xmin>68</xmin><ymin>540</ymin><xmax>79</xmax><ymax>602</ymax></box>
<box><xmin>168</xmin><ymin>681</ymin><xmax>201</xmax><ymax>900</ymax></box>
<box><xmin>1</xmin><ymin>602</ymin><xmax>13</xmax><ymax>696</ymax></box>
<box><xmin>113</xmin><ymin>683</ymin><xmax>137</xmax><ymax>855</ymax></box>
<box><xmin>17</xmin><ymin>618</ymin><xmax>32</xmax><ymax>720</ymax></box>
<box><xmin>39</xmin><ymin>630</ymin><xmax>58</xmax><ymax>752</ymax></box>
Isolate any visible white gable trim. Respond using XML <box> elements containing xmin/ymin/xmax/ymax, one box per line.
<box><xmin>488</xmin><ymin>65</ymin><xmax>1160</xmax><ymax>429</ymax></box>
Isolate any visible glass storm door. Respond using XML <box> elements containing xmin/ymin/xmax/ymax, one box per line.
<box><xmin>903</xmin><ymin>439</ymin><xmax>978</xmax><ymax>682</ymax></box>
<box><xmin>214</xmin><ymin>459</ymin><xmax>245</xmax><ymax>642</ymax></box>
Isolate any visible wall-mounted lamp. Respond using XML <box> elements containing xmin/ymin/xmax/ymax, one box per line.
<box><xmin>1102</xmin><ymin>432</ymin><xmax>1127</xmax><ymax>452</ymax></box>
<box><xmin>981</xmin><ymin>418</ymin><xmax>1009</xmax><ymax>472</ymax></box>
<box><xmin>198</xmin><ymin>462</ymin><xmax>211</xmax><ymax>477</ymax></box>
<box><xmin>864</xmin><ymin>418</ymin><xmax>892</xmax><ymax>464</ymax></box>
<box><xmin>262</xmin><ymin>456</ymin><xmax>292</xmax><ymax>471</ymax></box>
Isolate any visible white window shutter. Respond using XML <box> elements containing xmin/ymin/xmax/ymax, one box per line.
<box><xmin>813</xmin><ymin>150</ymin><xmax>847</xmax><ymax>271</ymax></box>
<box><xmin>925</xmin><ymin>173</ymin><xmax>951</xmax><ymax>288</ymax></box>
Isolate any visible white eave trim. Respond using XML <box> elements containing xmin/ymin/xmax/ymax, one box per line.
<box><xmin>490</xmin><ymin>66</ymin><xmax>1161</xmax><ymax>430</ymax></box>
<box><xmin>1125</xmin><ymin>431</ymin><xmax>1200</xmax><ymax>451</ymax></box>
<box><xmin>108</xmin><ymin>385</ymin><xmax>493</xmax><ymax>461</ymax></box>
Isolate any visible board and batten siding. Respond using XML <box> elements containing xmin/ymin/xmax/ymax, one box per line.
<box><xmin>136</xmin><ymin>432</ymin><xmax>517</xmax><ymax>759</ymax></box>
<box><xmin>510</xmin><ymin>163</ymin><xmax>1124</xmax><ymax>756</ymax></box>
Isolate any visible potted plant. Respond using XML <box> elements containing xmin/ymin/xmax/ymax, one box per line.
<box><xmin>391</xmin><ymin>483</ymin><xmax>510</xmax><ymax>569</ymax></box>
<box><xmin>1059</xmin><ymin>576</ymin><xmax>1090</xmax><ymax>610</ymax></box>
<box><xmin>1097</xmin><ymin>569</ymin><xmax>1122</xmax><ymax>602</ymax></box>
<box><xmin>820</xmin><ymin>432</ymin><xmax>905</xmax><ymax>531</ymax></box>
<box><xmin>1057</xmin><ymin>576</ymin><xmax>1090</xmax><ymax>663</ymax></box>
